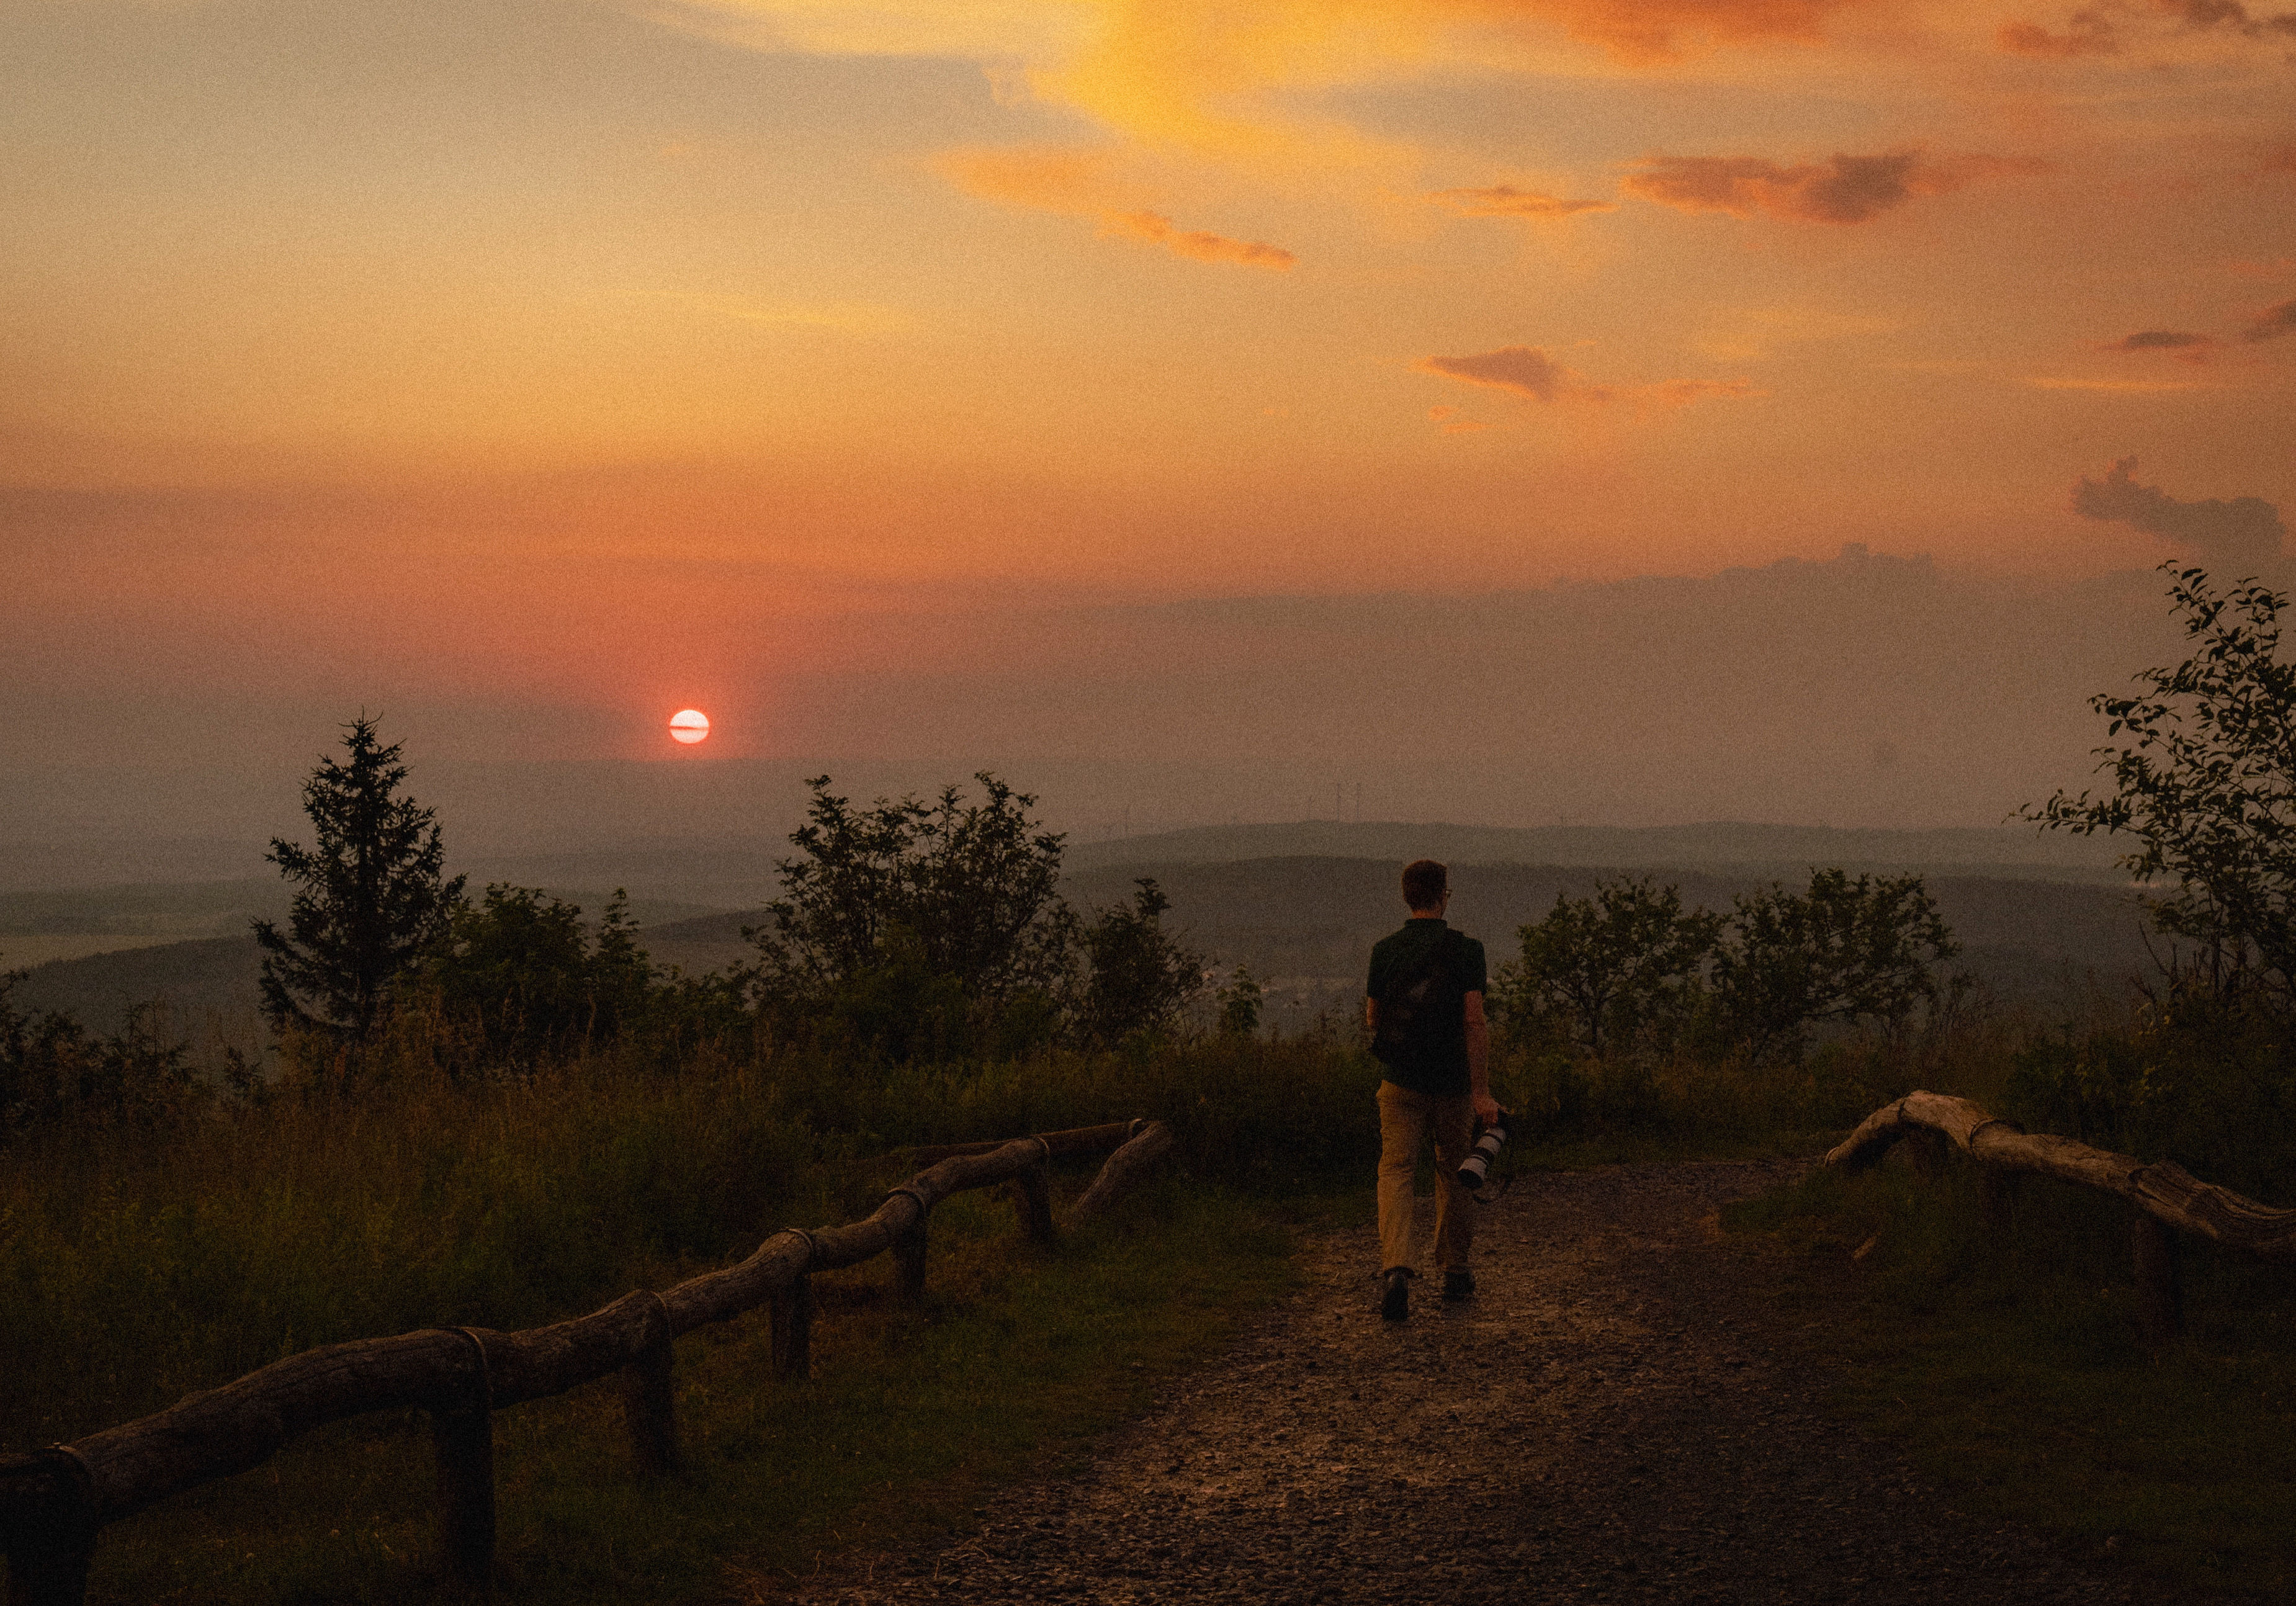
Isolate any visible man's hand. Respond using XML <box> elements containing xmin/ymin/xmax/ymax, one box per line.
<box><xmin>1473</xmin><ymin>1092</ymin><xmax>1501</xmax><ymax>1128</ymax></box>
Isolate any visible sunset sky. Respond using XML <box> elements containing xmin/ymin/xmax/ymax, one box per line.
<box><xmin>4</xmin><ymin>0</ymin><xmax>2293</xmax><ymax>841</ymax></box>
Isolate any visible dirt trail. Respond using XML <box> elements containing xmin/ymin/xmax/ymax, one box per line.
<box><xmin>784</xmin><ymin>1160</ymin><xmax>2204</xmax><ymax>1605</ymax></box>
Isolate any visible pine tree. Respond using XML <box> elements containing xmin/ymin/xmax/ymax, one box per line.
<box><xmin>254</xmin><ymin>717</ymin><xmax>465</xmax><ymax>1041</ymax></box>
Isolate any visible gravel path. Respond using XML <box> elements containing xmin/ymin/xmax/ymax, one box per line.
<box><xmin>786</xmin><ymin>1160</ymin><xmax>2205</xmax><ymax>1605</ymax></box>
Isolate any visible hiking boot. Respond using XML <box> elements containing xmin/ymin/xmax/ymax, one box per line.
<box><xmin>1380</xmin><ymin>1267</ymin><xmax>1411</xmax><ymax>1322</ymax></box>
<box><xmin>1442</xmin><ymin>1270</ymin><xmax>1476</xmax><ymax>1303</ymax></box>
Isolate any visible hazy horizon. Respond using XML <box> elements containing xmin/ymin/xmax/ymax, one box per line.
<box><xmin>7</xmin><ymin>0</ymin><xmax>2290</xmax><ymax>887</ymax></box>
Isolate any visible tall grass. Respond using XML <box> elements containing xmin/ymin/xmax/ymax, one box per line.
<box><xmin>0</xmin><ymin>1033</ymin><xmax>1382</xmax><ymax>1452</ymax></box>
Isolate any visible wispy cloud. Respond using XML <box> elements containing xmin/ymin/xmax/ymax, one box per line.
<box><xmin>1416</xmin><ymin>345</ymin><xmax>1759</xmax><ymax>413</ymax></box>
<box><xmin>2024</xmin><ymin>376</ymin><xmax>2207</xmax><ymax>391</ymax></box>
<box><xmin>2073</xmin><ymin>457</ymin><xmax>2285</xmax><ymax>566</ymax></box>
<box><xmin>2155</xmin><ymin>0</ymin><xmax>2296</xmax><ymax>39</ymax></box>
<box><xmin>1511</xmin><ymin>0</ymin><xmax>1854</xmax><ymax>61</ymax></box>
<box><xmin>933</xmin><ymin>146</ymin><xmax>1296</xmax><ymax>271</ymax></box>
<box><xmin>1997</xmin><ymin>12</ymin><xmax>2120</xmax><ymax>55</ymax></box>
<box><xmin>1098</xmin><ymin>210</ymin><xmax>1297</xmax><ymax>268</ymax></box>
<box><xmin>2105</xmin><ymin>329</ymin><xmax>2214</xmax><ymax>351</ymax></box>
<box><xmin>1623</xmin><ymin>149</ymin><xmax>2043</xmax><ymax>225</ymax></box>
<box><xmin>1996</xmin><ymin>0</ymin><xmax>2296</xmax><ymax>58</ymax></box>
<box><xmin>2241</xmin><ymin>298</ymin><xmax>2296</xmax><ymax>341</ymax></box>
<box><xmin>1692</xmin><ymin>305</ymin><xmax>1898</xmax><ymax>362</ymax></box>
<box><xmin>1428</xmin><ymin>184</ymin><xmax>1615</xmax><ymax>220</ymax></box>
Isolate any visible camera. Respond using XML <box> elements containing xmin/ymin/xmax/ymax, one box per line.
<box><xmin>1456</xmin><ymin>1111</ymin><xmax>1510</xmax><ymax>1200</ymax></box>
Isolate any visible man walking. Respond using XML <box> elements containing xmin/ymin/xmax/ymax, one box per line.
<box><xmin>1365</xmin><ymin>858</ymin><xmax>1499</xmax><ymax>1321</ymax></box>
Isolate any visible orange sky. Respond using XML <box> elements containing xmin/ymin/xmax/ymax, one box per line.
<box><xmin>3</xmin><ymin>0</ymin><xmax>2293</xmax><ymax>812</ymax></box>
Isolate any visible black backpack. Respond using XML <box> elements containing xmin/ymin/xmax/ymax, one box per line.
<box><xmin>1371</xmin><ymin>929</ymin><xmax>1465</xmax><ymax>1067</ymax></box>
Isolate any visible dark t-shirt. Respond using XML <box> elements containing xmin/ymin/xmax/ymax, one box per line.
<box><xmin>1365</xmin><ymin>918</ymin><xmax>1487</xmax><ymax>1097</ymax></box>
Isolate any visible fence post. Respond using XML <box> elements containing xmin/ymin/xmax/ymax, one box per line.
<box><xmin>2132</xmin><ymin>1209</ymin><xmax>2184</xmax><ymax>1348</ymax></box>
<box><xmin>622</xmin><ymin>1293</ymin><xmax>680</xmax><ymax>1476</ymax></box>
<box><xmin>430</xmin><ymin>1329</ymin><xmax>495</xmax><ymax>1589</ymax></box>
<box><xmin>1</xmin><ymin>1448</ymin><xmax>97</xmax><ymax>1606</ymax></box>
<box><xmin>770</xmin><ymin>1275</ymin><xmax>814</xmax><ymax>1382</ymax></box>
<box><xmin>889</xmin><ymin>1188</ymin><xmax>930</xmax><ymax>1304</ymax></box>
<box><xmin>1980</xmin><ymin>1165</ymin><xmax>2018</xmax><ymax>1232</ymax></box>
<box><xmin>1903</xmin><ymin>1128</ymin><xmax>1948</xmax><ymax>1182</ymax></box>
<box><xmin>1013</xmin><ymin>1143</ymin><xmax>1056</xmax><ymax>1246</ymax></box>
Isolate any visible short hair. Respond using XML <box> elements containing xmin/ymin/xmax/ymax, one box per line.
<box><xmin>1401</xmin><ymin>859</ymin><xmax>1449</xmax><ymax>911</ymax></box>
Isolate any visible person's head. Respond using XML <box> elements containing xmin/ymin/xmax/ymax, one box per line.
<box><xmin>1401</xmin><ymin>858</ymin><xmax>1449</xmax><ymax>914</ymax></box>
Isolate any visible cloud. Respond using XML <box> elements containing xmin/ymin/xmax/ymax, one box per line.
<box><xmin>1100</xmin><ymin>210</ymin><xmax>1298</xmax><ymax>267</ymax></box>
<box><xmin>655</xmin><ymin>1</ymin><xmax>1878</xmax><ymax>185</ymax></box>
<box><xmin>2025</xmin><ymin>377</ymin><xmax>2206</xmax><ymax>392</ymax></box>
<box><xmin>1430</xmin><ymin>184</ymin><xmax>1615</xmax><ymax>220</ymax></box>
<box><xmin>1623</xmin><ymin>149</ymin><xmax>2042</xmax><ymax>224</ymax></box>
<box><xmin>2108</xmin><ymin>328</ymin><xmax>2213</xmax><ymax>351</ymax></box>
<box><xmin>1997</xmin><ymin>0</ymin><xmax>2296</xmax><ymax>56</ymax></box>
<box><xmin>1420</xmin><ymin>346</ymin><xmax>1569</xmax><ymax>400</ymax></box>
<box><xmin>2242</xmin><ymin>298</ymin><xmax>2296</xmax><ymax>341</ymax></box>
<box><xmin>933</xmin><ymin>146</ymin><xmax>1296</xmax><ymax>270</ymax></box>
<box><xmin>2072</xmin><ymin>457</ymin><xmax>2285</xmax><ymax>567</ymax></box>
<box><xmin>1415</xmin><ymin>345</ymin><xmax>1759</xmax><ymax>412</ymax></box>
<box><xmin>1997</xmin><ymin>11</ymin><xmax>2120</xmax><ymax>54</ymax></box>
<box><xmin>1428</xmin><ymin>405</ymin><xmax>1492</xmax><ymax>434</ymax></box>
<box><xmin>1492</xmin><ymin>0</ymin><xmax>1857</xmax><ymax>61</ymax></box>
<box><xmin>2153</xmin><ymin>0</ymin><xmax>2296</xmax><ymax>38</ymax></box>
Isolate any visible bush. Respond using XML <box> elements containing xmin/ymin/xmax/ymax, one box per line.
<box><xmin>1075</xmin><ymin>879</ymin><xmax>1206</xmax><ymax>1046</ymax></box>
<box><xmin>0</xmin><ymin>973</ymin><xmax>199</xmax><ymax>1136</ymax></box>
<box><xmin>418</xmin><ymin>886</ymin><xmax>659</xmax><ymax>1069</ymax></box>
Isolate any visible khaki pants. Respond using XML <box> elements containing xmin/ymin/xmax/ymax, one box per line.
<box><xmin>1376</xmin><ymin>1080</ymin><xmax>1474</xmax><ymax>1275</ymax></box>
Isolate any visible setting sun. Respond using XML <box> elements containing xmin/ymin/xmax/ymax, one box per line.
<box><xmin>668</xmin><ymin>709</ymin><xmax>711</xmax><ymax>745</ymax></box>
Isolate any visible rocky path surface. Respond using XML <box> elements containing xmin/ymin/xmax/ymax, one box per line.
<box><xmin>785</xmin><ymin>1160</ymin><xmax>2204</xmax><ymax>1605</ymax></box>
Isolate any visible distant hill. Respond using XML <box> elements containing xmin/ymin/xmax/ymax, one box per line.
<box><xmin>12</xmin><ymin>852</ymin><xmax>2155</xmax><ymax>1038</ymax></box>
<box><xmin>1065</xmin><ymin>820</ymin><xmax>2125</xmax><ymax>882</ymax></box>
<box><xmin>6</xmin><ymin>936</ymin><xmax>264</xmax><ymax>1039</ymax></box>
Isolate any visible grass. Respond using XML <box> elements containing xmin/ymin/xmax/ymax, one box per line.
<box><xmin>0</xmin><ymin>1003</ymin><xmax>2105</xmax><ymax>1601</ymax></box>
<box><xmin>1728</xmin><ymin>1149</ymin><xmax>2296</xmax><ymax>1599</ymax></box>
<box><xmin>3</xmin><ymin>1038</ymin><xmax>1361</xmax><ymax>1603</ymax></box>
<box><xmin>78</xmin><ymin>1177</ymin><xmax>1296</xmax><ymax>1604</ymax></box>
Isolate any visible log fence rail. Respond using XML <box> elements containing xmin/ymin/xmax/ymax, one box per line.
<box><xmin>1826</xmin><ymin>1090</ymin><xmax>2296</xmax><ymax>1348</ymax></box>
<box><xmin>0</xmin><ymin>1117</ymin><xmax>1175</xmax><ymax>1605</ymax></box>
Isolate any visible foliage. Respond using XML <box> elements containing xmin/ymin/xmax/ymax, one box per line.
<box><xmin>0</xmin><ymin>971</ymin><xmax>197</xmax><ymax>1134</ymax></box>
<box><xmin>2025</xmin><ymin>565</ymin><xmax>2296</xmax><ymax>1013</ymax></box>
<box><xmin>1494</xmin><ymin>877</ymin><xmax>1720</xmax><ymax>1053</ymax></box>
<box><xmin>1999</xmin><ymin>997</ymin><xmax>2296</xmax><ymax>1204</ymax></box>
<box><xmin>1215</xmin><ymin>964</ymin><xmax>1264</xmax><ymax>1036</ymax></box>
<box><xmin>747</xmin><ymin>774</ymin><xmax>1075</xmax><ymax>1054</ymax></box>
<box><xmin>1074</xmin><ymin>879</ymin><xmax>1206</xmax><ymax>1045</ymax></box>
<box><xmin>418</xmin><ymin>886</ymin><xmax>659</xmax><ymax>1067</ymax></box>
<box><xmin>1491</xmin><ymin>869</ymin><xmax>1956</xmax><ymax>1064</ymax></box>
<box><xmin>253</xmin><ymin>717</ymin><xmax>465</xmax><ymax>1043</ymax></box>
<box><xmin>1707</xmin><ymin>868</ymin><xmax>1960</xmax><ymax>1061</ymax></box>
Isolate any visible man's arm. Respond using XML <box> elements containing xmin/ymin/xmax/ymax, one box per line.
<box><xmin>1464</xmin><ymin>991</ymin><xmax>1497</xmax><ymax>1125</ymax></box>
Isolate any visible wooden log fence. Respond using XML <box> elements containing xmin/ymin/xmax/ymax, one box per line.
<box><xmin>0</xmin><ymin>1118</ymin><xmax>1174</xmax><ymax>1605</ymax></box>
<box><xmin>1826</xmin><ymin>1091</ymin><xmax>2296</xmax><ymax>1347</ymax></box>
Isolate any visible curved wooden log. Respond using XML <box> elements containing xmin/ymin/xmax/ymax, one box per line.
<box><xmin>1065</xmin><ymin>1121</ymin><xmax>1175</xmax><ymax>1229</ymax></box>
<box><xmin>660</xmin><ymin>1230</ymin><xmax>812</xmax><ymax>1336</ymax></box>
<box><xmin>903</xmin><ymin>1121</ymin><xmax>1137</xmax><ymax>1164</ymax></box>
<box><xmin>67</xmin><ymin>1327</ymin><xmax>481</xmax><ymax>1523</ymax></box>
<box><xmin>0</xmin><ymin>1116</ymin><xmax>1156</xmax><ymax>1590</ymax></box>
<box><xmin>1826</xmin><ymin>1090</ymin><xmax>2296</xmax><ymax>1261</ymax></box>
